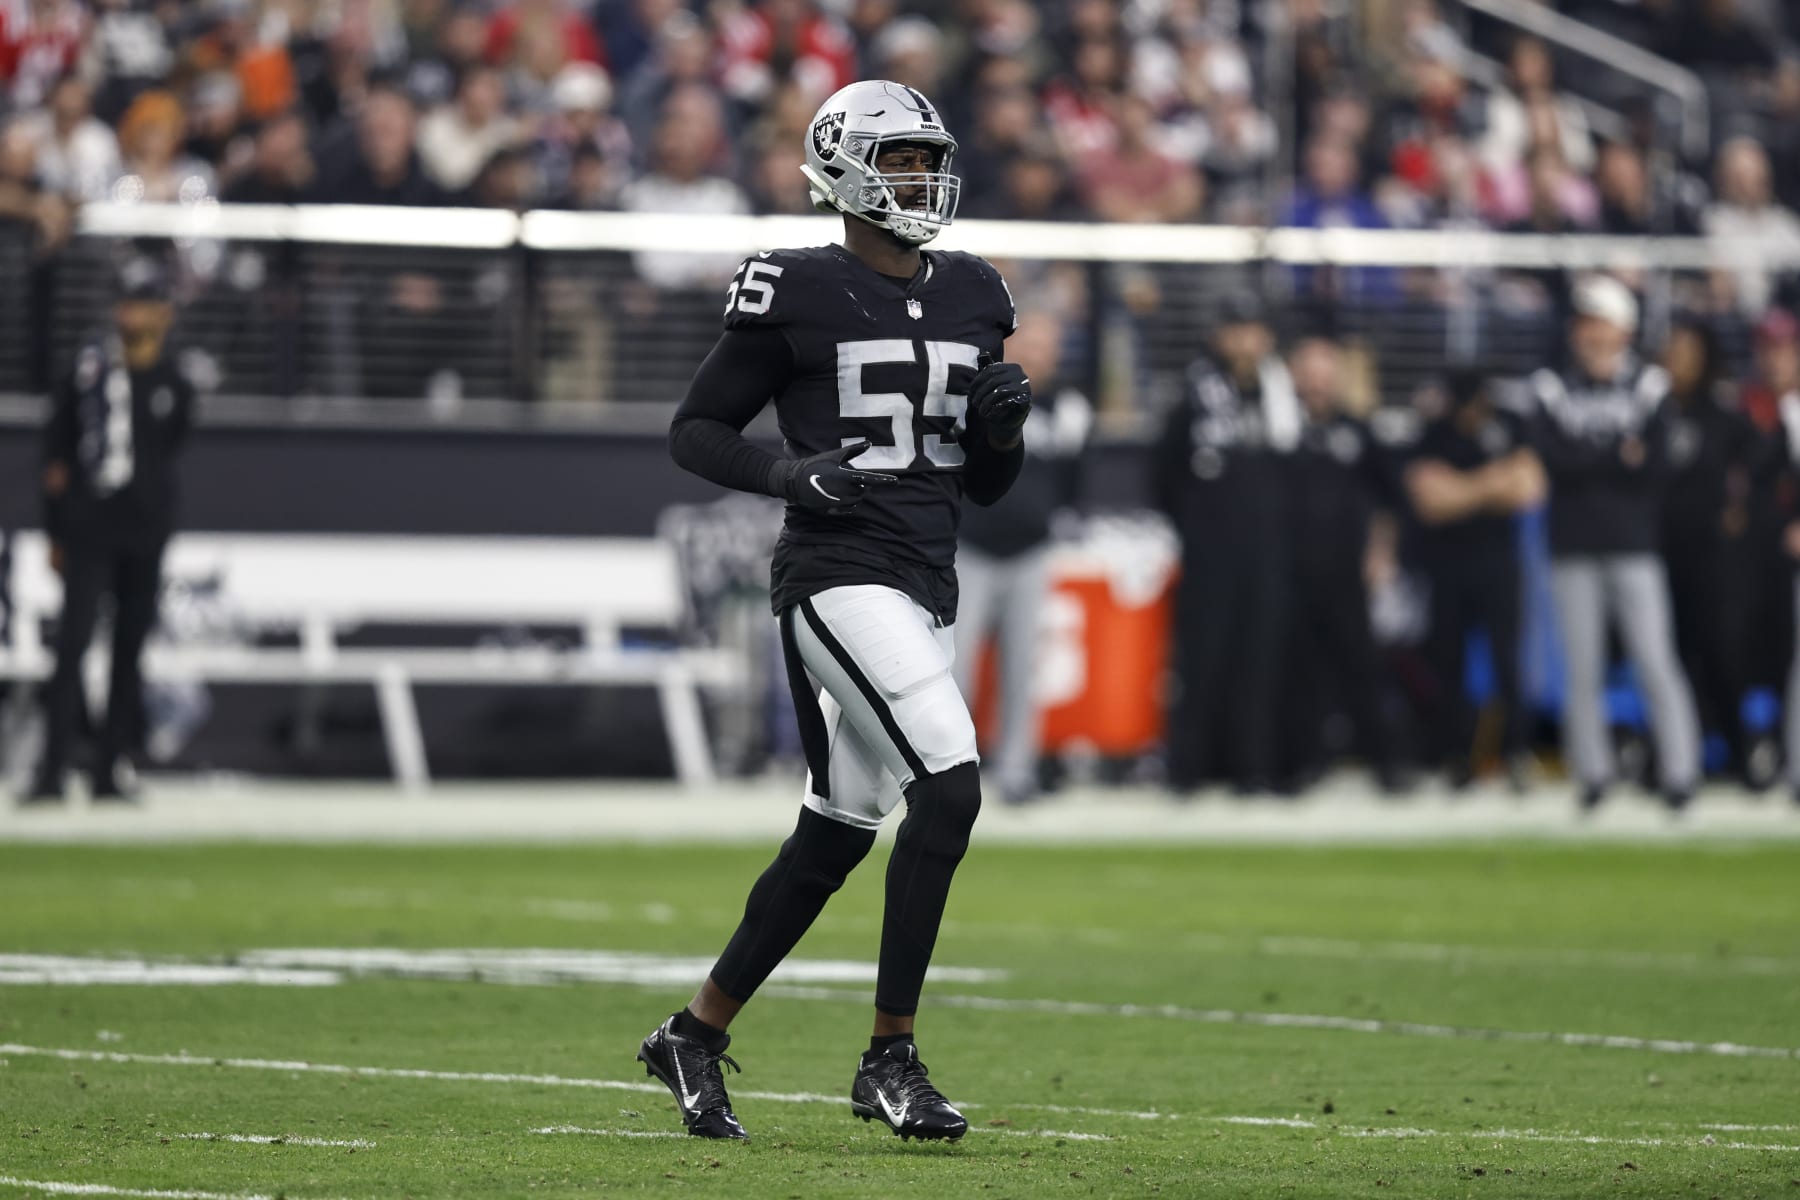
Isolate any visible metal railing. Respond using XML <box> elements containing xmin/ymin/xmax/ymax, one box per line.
<box><xmin>1448</xmin><ymin>0</ymin><xmax>1711</xmax><ymax>161</ymax></box>
<box><xmin>4</xmin><ymin>203</ymin><xmax>1796</xmax><ymax>431</ymax></box>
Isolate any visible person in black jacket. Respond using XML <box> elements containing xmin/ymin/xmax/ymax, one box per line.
<box><xmin>1154</xmin><ymin>293</ymin><xmax>1300</xmax><ymax>794</ymax></box>
<box><xmin>26</xmin><ymin>260</ymin><xmax>195</xmax><ymax>803</ymax></box>
<box><xmin>1531</xmin><ymin>275</ymin><xmax>1701</xmax><ymax>810</ymax></box>
<box><xmin>1658</xmin><ymin>315</ymin><xmax>1770</xmax><ymax>785</ymax></box>
<box><xmin>1405</xmin><ymin>368</ymin><xmax>1546</xmax><ymax>787</ymax></box>
<box><xmin>952</xmin><ymin>309</ymin><xmax>1091</xmax><ymax>807</ymax></box>
<box><xmin>1282</xmin><ymin>335</ymin><xmax>1407</xmax><ymax>791</ymax></box>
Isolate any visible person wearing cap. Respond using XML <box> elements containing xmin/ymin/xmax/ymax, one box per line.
<box><xmin>1405</xmin><ymin>367</ymin><xmax>1546</xmax><ymax>788</ymax></box>
<box><xmin>1153</xmin><ymin>292</ymin><xmax>1300</xmax><ymax>795</ymax></box>
<box><xmin>1530</xmin><ymin>274</ymin><xmax>1701</xmax><ymax>811</ymax></box>
<box><xmin>25</xmin><ymin>260</ymin><xmax>195</xmax><ymax>804</ymax></box>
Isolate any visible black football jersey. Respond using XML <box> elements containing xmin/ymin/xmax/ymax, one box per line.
<box><xmin>724</xmin><ymin>244</ymin><xmax>1017</xmax><ymax>622</ymax></box>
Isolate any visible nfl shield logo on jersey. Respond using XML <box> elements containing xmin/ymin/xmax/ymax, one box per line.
<box><xmin>907</xmin><ymin>298</ymin><xmax>923</xmax><ymax>320</ymax></box>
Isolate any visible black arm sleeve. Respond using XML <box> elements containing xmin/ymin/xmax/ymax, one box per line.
<box><xmin>963</xmin><ymin>417</ymin><xmax>1025</xmax><ymax>507</ymax></box>
<box><xmin>668</xmin><ymin>328</ymin><xmax>798</xmax><ymax>499</ymax></box>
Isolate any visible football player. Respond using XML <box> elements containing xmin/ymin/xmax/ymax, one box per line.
<box><xmin>641</xmin><ymin>80</ymin><xmax>1030</xmax><ymax>1142</ymax></box>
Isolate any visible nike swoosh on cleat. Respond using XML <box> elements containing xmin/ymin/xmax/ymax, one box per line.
<box><xmin>673</xmin><ymin>1055</ymin><xmax>703</xmax><ymax>1111</ymax></box>
<box><xmin>809</xmin><ymin>474</ymin><xmax>843</xmax><ymax>502</ymax></box>
<box><xmin>877</xmin><ymin>1092</ymin><xmax>910</xmax><ymax>1127</ymax></box>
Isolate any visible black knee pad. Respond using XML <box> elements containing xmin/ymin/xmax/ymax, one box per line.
<box><xmin>900</xmin><ymin>760</ymin><xmax>982</xmax><ymax>861</ymax></box>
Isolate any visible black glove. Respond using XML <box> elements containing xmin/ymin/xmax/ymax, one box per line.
<box><xmin>971</xmin><ymin>352</ymin><xmax>1031</xmax><ymax>442</ymax></box>
<box><xmin>772</xmin><ymin>440</ymin><xmax>897</xmax><ymax>514</ymax></box>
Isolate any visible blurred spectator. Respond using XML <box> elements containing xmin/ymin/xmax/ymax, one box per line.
<box><xmin>221</xmin><ymin>108</ymin><xmax>314</xmax><ymax>204</ymax></box>
<box><xmin>952</xmin><ymin>74</ymin><xmax>1040</xmax><ymax>211</ymax></box>
<box><xmin>620</xmin><ymin>10</ymin><xmax>715</xmax><ymax>154</ymax></box>
<box><xmin>1659</xmin><ymin>315</ymin><xmax>1765</xmax><ymax>782</ymax></box>
<box><xmin>111</xmin><ymin>89</ymin><xmax>214</xmax><ymax>203</ymax></box>
<box><xmin>310</xmin><ymin>85</ymin><xmax>443</xmax><ymax>206</ymax></box>
<box><xmin>1044</xmin><ymin>33</ymin><xmax>1128</xmax><ymax>162</ymax></box>
<box><xmin>535</xmin><ymin>63</ymin><xmax>628</xmax><ymax>208</ymax></box>
<box><xmin>16</xmin><ymin>73</ymin><xmax>119</xmax><ymax>202</ymax></box>
<box><xmin>469</xmin><ymin>143</ymin><xmax>536</xmax><ymax>211</ymax></box>
<box><xmin>0</xmin><ymin>0</ymin><xmax>86</xmax><ymax>109</ymax></box>
<box><xmin>0</xmin><ymin>114</ymin><xmax>72</xmax><ymax>253</ymax></box>
<box><xmin>1595</xmin><ymin>141</ymin><xmax>1655</xmax><ymax>235</ymax></box>
<box><xmin>404</xmin><ymin>6</ymin><xmax>490</xmax><ymax>109</ymax></box>
<box><xmin>485</xmin><ymin>0</ymin><xmax>604</xmax><ymax>71</ymax></box>
<box><xmin>718</xmin><ymin>0</ymin><xmax>855</xmax><ymax>107</ymax></box>
<box><xmin>418</xmin><ymin>63</ymin><xmax>521</xmax><ymax>193</ymax></box>
<box><xmin>1702</xmin><ymin>136</ymin><xmax>1800</xmax><ymax>317</ymax></box>
<box><xmin>184</xmin><ymin>73</ymin><xmax>252</xmax><ymax>182</ymax></box>
<box><xmin>1075</xmin><ymin>94</ymin><xmax>1203</xmax><ymax>223</ymax></box>
<box><xmin>1501</xmin><ymin>144</ymin><xmax>1598</xmax><ymax>234</ymax></box>
<box><xmin>744</xmin><ymin>130</ymin><xmax>812</xmax><ymax>215</ymax></box>
<box><xmin>595</xmin><ymin>0</ymin><xmax>682</xmax><ymax>86</ymax></box>
<box><xmin>1479</xmin><ymin>36</ymin><xmax>1594</xmax><ymax>181</ymax></box>
<box><xmin>1283</xmin><ymin>133</ymin><xmax>1396</xmax><ymax>305</ymax></box>
<box><xmin>87</xmin><ymin>0</ymin><xmax>175</xmax><ymax>121</ymax></box>
<box><xmin>872</xmin><ymin>16</ymin><xmax>944</xmax><ymax>101</ymax></box>
<box><xmin>620</xmin><ymin>85</ymin><xmax>746</xmax><ymax>287</ymax></box>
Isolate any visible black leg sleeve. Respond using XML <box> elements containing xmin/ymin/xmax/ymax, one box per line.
<box><xmin>709</xmin><ymin>806</ymin><xmax>877</xmax><ymax>1003</ymax></box>
<box><xmin>876</xmin><ymin>760</ymin><xmax>982</xmax><ymax>1018</ymax></box>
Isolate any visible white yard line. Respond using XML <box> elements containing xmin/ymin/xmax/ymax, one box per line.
<box><xmin>7</xmin><ymin>1041</ymin><xmax>1795</xmax><ymax>1151</ymax></box>
<box><xmin>758</xmin><ymin>985</ymin><xmax>1800</xmax><ymax>1061</ymax></box>
<box><xmin>1336</xmin><ymin>1126</ymin><xmax>1800</xmax><ymax>1152</ymax></box>
<box><xmin>528</xmin><ymin>1124</ymin><xmax>1117</xmax><ymax>1143</ymax></box>
<box><xmin>0</xmin><ymin>1178</ymin><xmax>334</xmax><ymax>1200</ymax></box>
<box><xmin>1697</xmin><ymin>1122</ymin><xmax>1800</xmax><ymax>1132</ymax></box>
<box><xmin>166</xmin><ymin>1133</ymin><xmax>374</xmax><ymax>1149</ymax></box>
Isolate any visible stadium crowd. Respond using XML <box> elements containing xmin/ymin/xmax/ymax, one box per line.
<box><xmin>0</xmin><ymin>1</ymin><xmax>1793</xmax><ymax>237</ymax></box>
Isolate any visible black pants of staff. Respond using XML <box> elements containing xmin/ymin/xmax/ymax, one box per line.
<box><xmin>39</xmin><ymin>538</ymin><xmax>166</xmax><ymax>786</ymax></box>
<box><xmin>1424</xmin><ymin>550</ymin><xmax>1525</xmax><ymax>775</ymax></box>
<box><xmin>1285</xmin><ymin>565</ymin><xmax>1398</xmax><ymax>782</ymax></box>
<box><xmin>1167</xmin><ymin>539</ymin><xmax>1289</xmax><ymax>792</ymax></box>
<box><xmin>1664</xmin><ymin>535</ymin><xmax>1751</xmax><ymax>772</ymax></box>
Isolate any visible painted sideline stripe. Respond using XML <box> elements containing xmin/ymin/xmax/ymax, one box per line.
<box><xmin>0</xmin><ymin>1043</ymin><xmax>837</xmax><ymax>1105</ymax></box>
<box><xmin>1337</xmin><ymin>1126</ymin><xmax>1800</xmax><ymax>1153</ymax></box>
<box><xmin>1697</xmin><ymin>1122</ymin><xmax>1800</xmax><ymax>1132</ymax></box>
<box><xmin>168</xmin><ymin>1133</ymin><xmax>374</xmax><ymax>1149</ymax></box>
<box><xmin>530</xmin><ymin>1126</ymin><xmax>685</xmax><ymax>1140</ymax></box>
<box><xmin>0</xmin><ymin>1178</ymin><xmax>333</xmax><ymax>1200</ymax></box>
<box><xmin>759</xmin><ymin>985</ymin><xmax>1800</xmax><ymax>1061</ymax></box>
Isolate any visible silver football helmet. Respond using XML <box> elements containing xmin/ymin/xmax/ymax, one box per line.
<box><xmin>801</xmin><ymin>79</ymin><xmax>960</xmax><ymax>245</ymax></box>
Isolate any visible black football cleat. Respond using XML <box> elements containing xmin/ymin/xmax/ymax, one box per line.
<box><xmin>850</xmin><ymin>1041</ymin><xmax>967</xmax><ymax>1142</ymax></box>
<box><xmin>637</xmin><ymin>1016</ymin><xmax>749</xmax><ymax>1140</ymax></box>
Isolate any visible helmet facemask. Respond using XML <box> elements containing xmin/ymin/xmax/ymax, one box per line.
<box><xmin>804</xmin><ymin>120</ymin><xmax>962</xmax><ymax>245</ymax></box>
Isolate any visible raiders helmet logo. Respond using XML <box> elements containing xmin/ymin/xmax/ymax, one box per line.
<box><xmin>811</xmin><ymin>111</ymin><xmax>846</xmax><ymax>161</ymax></box>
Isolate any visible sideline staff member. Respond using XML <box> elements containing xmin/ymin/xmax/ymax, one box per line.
<box><xmin>1531</xmin><ymin>275</ymin><xmax>1700</xmax><ymax>811</ymax></box>
<box><xmin>27</xmin><ymin>260</ymin><xmax>194</xmax><ymax>803</ymax></box>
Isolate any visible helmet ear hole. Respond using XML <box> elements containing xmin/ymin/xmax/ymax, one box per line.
<box><xmin>822</xmin><ymin>165</ymin><xmax>845</xmax><ymax>180</ymax></box>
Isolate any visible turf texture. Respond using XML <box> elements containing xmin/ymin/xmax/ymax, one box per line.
<box><xmin>1</xmin><ymin>840</ymin><xmax>1796</xmax><ymax>1198</ymax></box>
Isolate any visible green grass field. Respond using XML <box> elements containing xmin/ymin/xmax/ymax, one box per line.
<box><xmin>2</xmin><ymin>839</ymin><xmax>1797</xmax><ymax>1198</ymax></box>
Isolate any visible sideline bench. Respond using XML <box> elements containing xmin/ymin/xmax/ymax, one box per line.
<box><xmin>0</xmin><ymin>531</ymin><xmax>742</xmax><ymax>789</ymax></box>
